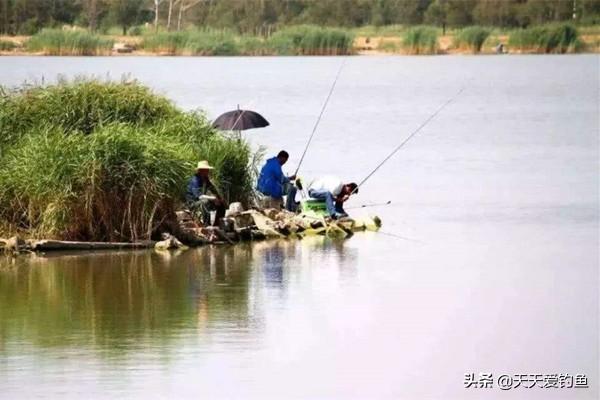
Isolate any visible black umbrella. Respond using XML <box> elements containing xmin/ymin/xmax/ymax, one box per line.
<box><xmin>212</xmin><ymin>108</ymin><xmax>269</xmax><ymax>131</ymax></box>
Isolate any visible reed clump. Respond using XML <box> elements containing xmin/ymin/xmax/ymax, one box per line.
<box><xmin>26</xmin><ymin>29</ymin><xmax>113</xmax><ymax>55</ymax></box>
<box><xmin>508</xmin><ymin>23</ymin><xmax>582</xmax><ymax>53</ymax></box>
<box><xmin>0</xmin><ymin>40</ymin><xmax>17</xmax><ymax>51</ymax></box>
<box><xmin>268</xmin><ymin>25</ymin><xmax>354</xmax><ymax>55</ymax></box>
<box><xmin>0</xmin><ymin>80</ymin><xmax>255</xmax><ymax>242</ymax></box>
<box><xmin>454</xmin><ymin>26</ymin><xmax>491</xmax><ymax>53</ymax></box>
<box><xmin>141</xmin><ymin>29</ymin><xmax>240</xmax><ymax>55</ymax></box>
<box><xmin>402</xmin><ymin>26</ymin><xmax>438</xmax><ymax>54</ymax></box>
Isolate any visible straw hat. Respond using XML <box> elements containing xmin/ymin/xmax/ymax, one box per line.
<box><xmin>196</xmin><ymin>160</ymin><xmax>214</xmax><ymax>170</ymax></box>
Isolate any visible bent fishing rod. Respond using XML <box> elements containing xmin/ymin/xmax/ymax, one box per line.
<box><xmin>294</xmin><ymin>59</ymin><xmax>346</xmax><ymax>176</ymax></box>
<box><xmin>355</xmin><ymin>87</ymin><xmax>465</xmax><ymax>192</ymax></box>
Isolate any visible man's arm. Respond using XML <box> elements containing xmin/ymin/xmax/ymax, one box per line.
<box><xmin>206</xmin><ymin>179</ymin><xmax>226</xmax><ymax>204</ymax></box>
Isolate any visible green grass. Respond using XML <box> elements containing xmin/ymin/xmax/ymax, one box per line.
<box><xmin>0</xmin><ymin>80</ymin><xmax>256</xmax><ymax>241</ymax></box>
<box><xmin>508</xmin><ymin>23</ymin><xmax>583</xmax><ymax>53</ymax></box>
<box><xmin>268</xmin><ymin>25</ymin><xmax>354</xmax><ymax>55</ymax></box>
<box><xmin>140</xmin><ymin>26</ymin><xmax>354</xmax><ymax>56</ymax></box>
<box><xmin>402</xmin><ymin>26</ymin><xmax>439</xmax><ymax>54</ymax></box>
<box><xmin>454</xmin><ymin>26</ymin><xmax>491</xmax><ymax>53</ymax></box>
<box><xmin>0</xmin><ymin>40</ymin><xmax>17</xmax><ymax>51</ymax></box>
<box><xmin>141</xmin><ymin>29</ymin><xmax>241</xmax><ymax>55</ymax></box>
<box><xmin>26</xmin><ymin>28</ymin><xmax>114</xmax><ymax>55</ymax></box>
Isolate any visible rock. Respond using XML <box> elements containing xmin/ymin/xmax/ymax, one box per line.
<box><xmin>249</xmin><ymin>211</ymin><xmax>284</xmax><ymax>238</ymax></box>
<box><xmin>113</xmin><ymin>42</ymin><xmax>134</xmax><ymax>53</ymax></box>
<box><xmin>231</xmin><ymin>211</ymin><xmax>256</xmax><ymax>230</ymax></box>
<box><xmin>4</xmin><ymin>236</ymin><xmax>26</xmax><ymax>253</ymax></box>
<box><xmin>250</xmin><ymin>229</ymin><xmax>266</xmax><ymax>241</ymax></box>
<box><xmin>225</xmin><ymin>202</ymin><xmax>244</xmax><ymax>217</ymax></box>
<box><xmin>203</xmin><ymin>227</ymin><xmax>235</xmax><ymax>244</ymax></box>
<box><xmin>176</xmin><ymin>210</ymin><xmax>193</xmax><ymax>222</ymax></box>
<box><xmin>264</xmin><ymin>208</ymin><xmax>279</xmax><ymax>220</ymax></box>
<box><xmin>155</xmin><ymin>234</ymin><xmax>187</xmax><ymax>251</ymax></box>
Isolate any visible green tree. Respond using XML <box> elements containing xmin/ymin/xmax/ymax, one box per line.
<box><xmin>108</xmin><ymin>0</ymin><xmax>144</xmax><ymax>35</ymax></box>
<box><xmin>424</xmin><ymin>0</ymin><xmax>447</xmax><ymax>33</ymax></box>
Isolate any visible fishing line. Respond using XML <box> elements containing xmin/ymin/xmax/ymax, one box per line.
<box><xmin>355</xmin><ymin>87</ymin><xmax>465</xmax><ymax>191</ymax></box>
<box><xmin>346</xmin><ymin>200</ymin><xmax>392</xmax><ymax>210</ymax></box>
<box><xmin>295</xmin><ymin>59</ymin><xmax>347</xmax><ymax>176</ymax></box>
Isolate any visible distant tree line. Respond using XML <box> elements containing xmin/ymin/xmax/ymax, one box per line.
<box><xmin>1</xmin><ymin>0</ymin><xmax>599</xmax><ymax>36</ymax></box>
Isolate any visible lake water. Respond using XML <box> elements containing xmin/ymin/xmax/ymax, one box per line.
<box><xmin>0</xmin><ymin>55</ymin><xmax>598</xmax><ymax>399</ymax></box>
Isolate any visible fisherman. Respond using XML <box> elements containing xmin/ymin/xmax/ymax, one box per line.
<box><xmin>308</xmin><ymin>176</ymin><xmax>358</xmax><ymax>219</ymax></box>
<box><xmin>186</xmin><ymin>160</ymin><xmax>226</xmax><ymax>227</ymax></box>
<box><xmin>256</xmin><ymin>150</ymin><xmax>296</xmax><ymax>210</ymax></box>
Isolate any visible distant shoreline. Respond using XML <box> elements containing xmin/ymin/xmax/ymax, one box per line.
<box><xmin>2</xmin><ymin>32</ymin><xmax>599</xmax><ymax>57</ymax></box>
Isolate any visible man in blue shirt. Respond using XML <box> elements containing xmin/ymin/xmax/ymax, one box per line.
<box><xmin>257</xmin><ymin>150</ymin><xmax>296</xmax><ymax>210</ymax></box>
<box><xmin>186</xmin><ymin>160</ymin><xmax>226</xmax><ymax>226</ymax></box>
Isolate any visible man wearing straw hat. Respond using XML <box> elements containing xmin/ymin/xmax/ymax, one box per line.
<box><xmin>186</xmin><ymin>160</ymin><xmax>227</xmax><ymax>227</ymax></box>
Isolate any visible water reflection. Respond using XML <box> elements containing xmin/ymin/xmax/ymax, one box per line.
<box><xmin>0</xmin><ymin>238</ymin><xmax>357</xmax><ymax>358</ymax></box>
<box><xmin>0</xmin><ymin>247</ymin><xmax>260</xmax><ymax>355</ymax></box>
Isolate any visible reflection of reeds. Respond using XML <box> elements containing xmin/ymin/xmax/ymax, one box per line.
<box><xmin>508</xmin><ymin>23</ymin><xmax>582</xmax><ymax>53</ymax></box>
<box><xmin>402</xmin><ymin>26</ymin><xmax>438</xmax><ymax>55</ymax></box>
<box><xmin>454</xmin><ymin>26</ymin><xmax>491</xmax><ymax>53</ymax></box>
<box><xmin>0</xmin><ymin>248</ymin><xmax>256</xmax><ymax>354</ymax></box>
<box><xmin>26</xmin><ymin>29</ymin><xmax>113</xmax><ymax>56</ymax></box>
<box><xmin>0</xmin><ymin>80</ymin><xmax>255</xmax><ymax>241</ymax></box>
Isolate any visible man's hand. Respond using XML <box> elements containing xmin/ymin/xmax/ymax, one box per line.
<box><xmin>288</xmin><ymin>174</ymin><xmax>297</xmax><ymax>181</ymax></box>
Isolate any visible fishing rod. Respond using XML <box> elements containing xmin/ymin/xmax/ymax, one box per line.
<box><xmin>355</xmin><ymin>87</ymin><xmax>465</xmax><ymax>191</ymax></box>
<box><xmin>294</xmin><ymin>59</ymin><xmax>346</xmax><ymax>176</ymax></box>
<box><xmin>346</xmin><ymin>200</ymin><xmax>392</xmax><ymax>210</ymax></box>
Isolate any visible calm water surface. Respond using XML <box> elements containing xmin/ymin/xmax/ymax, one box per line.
<box><xmin>0</xmin><ymin>55</ymin><xmax>598</xmax><ymax>399</ymax></box>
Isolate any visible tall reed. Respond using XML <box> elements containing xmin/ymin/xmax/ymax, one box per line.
<box><xmin>454</xmin><ymin>26</ymin><xmax>491</xmax><ymax>53</ymax></box>
<box><xmin>141</xmin><ymin>29</ymin><xmax>240</xmax><ymax>55</ymax></box>
<box><xmin>508</xmin><ymin>23</ymin><xmax>582</xmax><ymax>53</ymax></box>
<box><xmin>268</xmin><ymin>25</ymin><xmax>354</xmax><ymax>55</ymax></box>
<box><xmin>26</xmin><ymin>29</ymin><xmax>113</xmax><ymax>56</ymax></box>
<box><xmin>0</xmin><ymin>40</ymin><xmax>17</xmax><ymax>51</ymax></box>
<box><xmin>0</xmin><ymin>80</ymin><xmax>255</xmax><ymax>241</ymax></box>
<box><xmin>402</xmin><ymin>26</ymin><xmax>438</xmax><ymax>54</ymax></box>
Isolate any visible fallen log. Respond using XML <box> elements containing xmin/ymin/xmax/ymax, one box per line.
<box><xmin>28</xmin><ymin>240</ymin><xmax>155</xmax><ymax>251</ymax></box>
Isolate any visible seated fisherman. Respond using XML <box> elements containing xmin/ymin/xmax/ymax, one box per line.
<box><xmin>186</xmin><ymin>160</ymin><xmax>226</xmax><ymax>227</ymax></box>
<box><xmin>308</xmin><ymin>176</ymin><xmax>358</xmax><ymax>219</ymax></box>
<box><xmin>256</xmin><ymin>150</ymin><xmax>296</xmax><ymax>210</ymax></box>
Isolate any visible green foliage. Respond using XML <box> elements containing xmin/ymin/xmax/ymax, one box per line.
<box><xmin>402</xmin><ymin>26</ymin><xmax>439</xmax><ymax>54</ymax></box>
<box><xmin>141</xmin><ymin>29</ymin><xmax>240</xmax><ymax>55</ymax></box>
<box><xmin>454</xmin><ymin>26</ymin><xmax>491</xmax><ymax>52</ymax></box>
<box><xmin>140</xmin><ymin>25</ymin><xmax>354</xmax><ymax>56</ymax></box>
<box><xmin>508</xmin><ymin>23</ymin><xmax>583</xmax><ymax>53</ymax></box>
<box><xmin>2</xmin><ymin>0</ymin><xmax>600</xmax><ymax>36</ymax></box>
<box><xmin>268</xmin><ymin>25</ymin><xmax>354</xmax><ymax>55</ymax></box>
<box><xmin>0</xmin><ymin>80</ymin><xmax>255</xmax><ymax>241</ymax></box>
<box><xmin>26</xmin><ymin>29</ymin><xmax>114</xmax><ymax>55</ymax></box>
<box><xmin>0</xmin><ymin>40</ymin><xmax>17</xmax><ymax>51</ymax></box>
<box><xmin>0</xmin><ymin>79</ymin><xmax>176</xmax><ymax>151</ymax></box>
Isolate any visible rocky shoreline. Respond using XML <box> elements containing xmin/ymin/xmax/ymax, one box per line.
<box><xmin>1</xmin><ymin>206</ymin><xmax>381</xmax><ymax>255</ymax></box>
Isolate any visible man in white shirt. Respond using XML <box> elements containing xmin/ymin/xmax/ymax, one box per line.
<box><xmin>308</xmin><ymin>176</ymin><xmax>358</xmax><ymax>219</ymax></box>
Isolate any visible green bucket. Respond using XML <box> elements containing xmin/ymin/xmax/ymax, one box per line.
<box><xmin>300</xmin><ymin>199</ymin><xmax>328</xmax><ymax>215</ymax></box>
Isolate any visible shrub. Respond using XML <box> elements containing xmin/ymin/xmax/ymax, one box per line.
<box><xmin>508</xmin><ymin>23</ymin><xmax>582</xmax><ymax>53</ymax></box>
<box><xmin>26</xmin><ymin>28</ymin><xmax>114</xmax><ymax>56</ymax></box>
<box><xmin>0</xmin><ymin>40</ymin><xmax>17</xmax><ymax>51</ymax></box>
<box><xmin>454</xmin><ymin>26</ymin><xmax>491</xmax><ymax>53</ymax></box>
<box><xmin>268</xmin><ymin>25</ymin><xmax>354</xmax><ymax>55</ymax></box>
<box><xmin>402</xmin><ymin>26</ymin><xmax>438</xmax><ymax>54</ymax></box>
<box><xmin>0</xmin><ymin>80</ymin><xmax>256</xmax><ymax>241</ymax></box>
